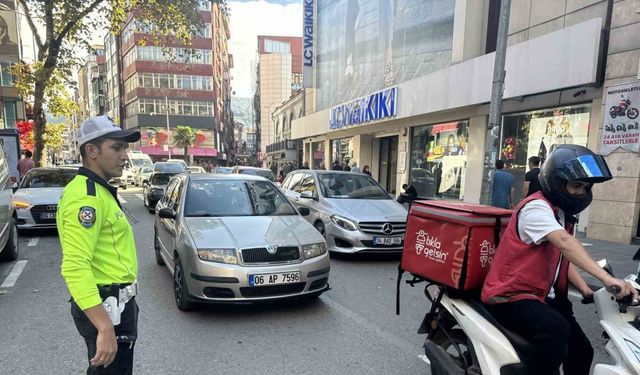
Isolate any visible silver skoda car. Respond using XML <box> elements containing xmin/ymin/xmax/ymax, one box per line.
<box><xmin>281</xmin><ymin>170</ymin><xmax>408</xmax><ymax>253</ymax></box>
<box><xmin>154</xmin><ymin>173</ymin><xmax>330</xmax><ymax>310</ymax></box>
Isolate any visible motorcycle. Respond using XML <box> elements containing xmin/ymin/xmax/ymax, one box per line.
<box><xmin>410</xmin><ymin>253</ymin><xmax>640</xmax><ymax>375</ymax></box>
<box><xmin>610</xmin><ymin>95</ymin><xmax>639</xmax><ymax>120</ymax></box>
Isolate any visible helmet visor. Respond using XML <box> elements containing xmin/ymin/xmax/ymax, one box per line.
<box><xmin>560</xmin><ymin>154</ymin><xmax>612</xmax><ymax>182</ymax></box>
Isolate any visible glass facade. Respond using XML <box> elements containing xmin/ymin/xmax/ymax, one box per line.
<box><xmin>311</xmin><ymin>141</ymin><xmax>325</xmax><ymax>169</ymax></box>
<box><xmin>123</xmin><ymin>46</ymin><xmax>212</xmax><ymax>68</ymax></box>
<box><xmin>124</xmin><ymin>73</ymin><xmax>213</xmax><ymax>93</ymax></box>
<box><xmin>316</xmin><ymin>0</ymin><xmax>454</xmax><ymax>110</ymax></box>
<box><xmin>331</xmin><ymin>137</ymin><xmax>354</xmax><ymax>169</ymax></box>
<box><xmin>126</xmin><ymin>98</ymin><xmax>214</xmax><ymax>118</ymax></box>
<box><xmin>500</xmin><ymin>104</ymin><xmax>591</xmax><ymax>203</ymax></box>
<box><xmin>410</xmin><ymin>120</ymin><xmax>468</xmax><ymax>200</ymax></box>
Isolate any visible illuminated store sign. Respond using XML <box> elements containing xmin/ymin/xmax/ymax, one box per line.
<box><xmin>329</xmin><ymin>87</ymin><xmax>398</xmax><ymax>130</ymax></box>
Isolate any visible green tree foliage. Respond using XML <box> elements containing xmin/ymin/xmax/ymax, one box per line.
<box><xmin>173</xmin><ymin>125</ymin><xmax>196</xmax><ymax>162</ymax></box>
<box><xmin>43</xmin><ymin>122</ymin><xmax>67</xmax><ymax>152</ymax></box>
<box><xmin>14</xmin><ymin>0</ymin><xmax>226</xmax><ymax>166</ymax></box>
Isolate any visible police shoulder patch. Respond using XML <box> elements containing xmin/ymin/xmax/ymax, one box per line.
<box><xmin>78</xmin><ymin>206</ymin><xmax>96</xmax><ymax>228</ymax></box>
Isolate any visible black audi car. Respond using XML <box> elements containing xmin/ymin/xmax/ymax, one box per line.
<box><xmin>143</xmin><ymin>172</ymin><xmax>179</xmax><ymax>212</ymax></box>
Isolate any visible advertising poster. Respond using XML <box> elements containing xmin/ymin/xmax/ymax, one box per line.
<box><xmin>0</xmin><ymin>129</ymin><xmax>19</xmax><ymax>183</ymax></box>
<box><xmin>600</xmin><ymin>81</ymin><xmax>640</xmax><ymax>155</ymax></box>
<box><xmin>140</xmin><ymin>127</ymin><xmax>217</xmax><ymax>156</ymax></box>
<box><xmin>0</xmin><ymin>0</ymin><xmax>19</xmax><ymax>56</ymax></box>
<box><xmin>526</xmin><ymin>112</ymin><xmax>590</xmax><ymax>162</ymax></box>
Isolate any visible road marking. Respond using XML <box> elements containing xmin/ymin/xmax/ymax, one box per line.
<box><xmin>118</xmin><ymin>195</ymin><xmax>127</xmax><ymax>203</ymax></box>
<box><xmin>581</xmin><ymin>242</ymin><xmax>592</xmax><ymax>247</ymax></box>
<box><xmin>135</xmin><ymin>194</ymin><xmax>143</xmax><ymax>201</ymax></box>
<box><xmin>1</xmin><ymin>260</ymin><xmax>28</xmax><ymax>288</ymax></box>
<box><xmin>418</xmin><ymin>354</ymin><xmax>430</xmax><ymax>364</ymax></box>
<box><xmin>321</xmin><ymin>295</ymin><xmax>419</xmax><ymax>355</ymax></box>
<box><xmin>27</xmin><ymin>237</ymin><xmax>39</xmax><ymax>247</ymax></box>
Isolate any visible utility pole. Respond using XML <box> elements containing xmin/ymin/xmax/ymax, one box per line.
<box><xmin>480</xmin><ymin>0</ymin><xmax>511</xmax><ymax>205</ymax></box>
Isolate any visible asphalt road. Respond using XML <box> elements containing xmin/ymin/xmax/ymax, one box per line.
<box><xmin>0</xmin><ymin>188</ymin><xmax>618</xmax><ymax>374</ymax></box>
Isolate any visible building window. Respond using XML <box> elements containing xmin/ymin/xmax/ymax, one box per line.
<box><xmin>311</xmin><ymin>141</ymin><xmax>324</xmax><ymax>170</ymax></box>
<box><xmin>0</xmin><ymin>62</ymin><xmax>14</xmax><ymax>87</ymax></box>
<box><xmin>130</xmin><ymin>98</ymin><xmax>214</xmax><ymax>117</ymax></box>
<box><xmin>197</xmin><ymin>0</ymin><xmax>210</xmax><ymax>11</ymax></box>
<box><xmin>331</xmin><ymin>137</ymin><xmax>354</xmax><ymax>169</ymax></box>
<box><xmin>264</xmin><ymin>39</ymin><xmax>290</xmax><ymax>54</ymax></box>
<box><xmin>3</xmin><ymin>101</ymin><xmax>17</xmax><ymax>129</ymax></box>
<box><xmin>410</xmin><ymin>121</ymin><xmax>469</xmax><ymax>200</ymax></box>
<box><xmin>500</xmin><ymin>104</ymin><xmax>591</xmax><ymax>203</ymax></box>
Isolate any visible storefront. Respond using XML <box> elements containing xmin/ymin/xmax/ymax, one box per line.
<box><xmin>311</xmin><ymin>141</ymin><xmax>325</xmax><ymax>169</ymax></box>
<box><xmin>330</xmin><ymin>137</ymin><xmax>354</xmax><ymax>169</ymax></box>
<box><xmin>409</xmin><ymin>121</ymin><xmax>469</xmax><ymax>200</ymax></box>
<box><xmin>499</xmin><ymin>104</ymin><xmax>591</xmax><ymax>203</ymax></box>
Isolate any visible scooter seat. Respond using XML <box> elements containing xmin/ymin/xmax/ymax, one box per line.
<box><xmin>464</xmin><ymin>297</ymin><xmax>533</xmax><ymax>362</ymax></box>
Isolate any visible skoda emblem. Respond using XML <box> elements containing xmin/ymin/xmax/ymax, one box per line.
<box><xmin>266</xmin><ymin>245</ymin><xmax>278</xmax><ymax>254</ymax></box>
<box><xmin>382</xmin><ymin>223</ymin><xmax>393</xmax><ymax>235</ymax></box>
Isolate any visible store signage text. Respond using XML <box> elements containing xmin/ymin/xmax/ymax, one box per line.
<box><xmin>303</xmin><ymin>0</ymin><xmax>314</xmax><ymax>68</ymax></box>
<box><xmin>329</xmin><ymin>87</ymin><xmax>398</xmax><ymax>130</ymax></box>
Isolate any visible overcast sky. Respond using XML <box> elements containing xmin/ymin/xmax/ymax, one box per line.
<box><xmin>228</xmin><ymin>0</ymin><xmax>302</xmax><ymax>98</ymax></box>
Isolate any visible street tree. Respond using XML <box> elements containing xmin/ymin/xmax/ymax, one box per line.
<box><xmin>174</xmin><ymin>125</ymin><xmax>196</xmax><ymax>162</ymax></box>
<box><xmin>13</xmin><ymin>0</ymin><xmax>227</xmax><ymax>166</ymax></box>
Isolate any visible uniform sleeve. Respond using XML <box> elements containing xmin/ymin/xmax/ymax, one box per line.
<box><xmin>59</xmin><ymin>192</ymin><xmax>104</xmax><ymax>310</ymax></box>
<box><xmin>517</xmin><ymin>200</ymin><xmax>564</xmax><ymax>245</ymax></box>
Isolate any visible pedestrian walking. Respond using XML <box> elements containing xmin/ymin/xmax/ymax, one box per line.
<box><xmin>58</xmin><ymin>115</ymin><xmax>141</xmax><ymax>375</ymax></box>
<box><xmin>350</xmin><ymin>162</ymin><xmax>361</xmax><ymax>173</ymax></box>
<box><xmin>491</xmin><ymin>159</ymin><xmax>514</xmax><ymax>209</ymax></box>
<box><xmin>362</xmin><ymin>165</ymin><xmax>371</xmax><ymax>176</ymax></box>
<box><xmin>17</xmin><ymin>150</ymin><xmax>34</xmax><ymax>181</ymax></box>
<box><xmin>332</xmin><ymin>160</ymin><xmax>343</xmax><ymax>171</ymax></box>
<box><xmin>522</xmin><ymin>156</ymin><xmax>542</xmax><ymax>198</ymax></box>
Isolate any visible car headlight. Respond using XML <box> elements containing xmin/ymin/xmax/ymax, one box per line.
<box><xmin>13</xmin><ymin>200</ymin><xmax>30</xmax><ymax>209</ymax></box>
<box><xmin>197</xmin><ymin>249</ymin><xmax>237</xmax><ymax>264</ymax></box>
<box><xmin>330</xmin><ymin>215</ymin><xmax>358</xmax><ymax>231</ymax></box>
<box><xmin>301</xmin><ymin>242</ymin><xmax>327</xmax><ymax>259</ymax></box>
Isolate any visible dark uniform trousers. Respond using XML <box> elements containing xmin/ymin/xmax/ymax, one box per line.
<box><xmin>70</xmin><ymin>297</ymin><xmax>139</xmax><ymax>375</ymax></box>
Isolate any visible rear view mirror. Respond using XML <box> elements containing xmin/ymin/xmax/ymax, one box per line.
<box><xmin>158</xmin><ymin>207</ymin><xmax>176</xmax><ymax>219</ymax></box>
<box><xmin>300</xmin><ymin>191</ymin><xmax>314</xmax><ymax>199</ymax></box>
<box><xmin>597</xmin><ymin>259</ymin><xmax>614</xmax><ymax>276</ymax></box>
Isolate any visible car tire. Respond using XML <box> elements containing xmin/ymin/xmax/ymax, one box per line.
<box><xmin>174</xmin><ymin>257</ymin><xmax>195</xmax><ymax>311</ymax></box>
<box><xmin>154</xmin><ymin>228</ymin><xmax>165</xmax><ymax>266</ymax></box>
<box><xmin>0</xmin><ymin>218</ymin><xmax>19</xmax><ymax>262</ymax></box>
<box><xmin>314</xmin><ymin>221</ymin><xmax>326</xmax><ymax>238</ymax></box>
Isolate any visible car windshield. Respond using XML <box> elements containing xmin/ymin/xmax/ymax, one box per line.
<box><xmin>20</xmin><ymin>169</ymin><xmax>77</xmax><ymax>188</ymax></box>
<box><xmin>141</xmin><ymin>167</ymin><xmax>153</xmax><ymax>173</ymax></box>
<box><xmin>154</xmin><ymin>163</ymin><xmax>186</xmax><ymax>173</ymax></box>
<box><xmin>150</xmin><ymin>173</ymin><xmax>175</xmax><ymax>186</ymax></box>
<box><xmin>215</xmin><ymin>167</ymin><xmax>232</xmax><ymax>174</ymax></box>
<box><xmin>131</xmin><ymin>159</ymin><xmax>151</xmax><ymax>167</ymax></box>
<box><xmin>238</xmin><ymin>168</ymin><xmax>275</xmax><ymax>182</ymax></box>
<box><xmin>184</xmin><ymin>179</ymin><xmax>297</xmax><ymax>217</ymax></box>
<box><xmin>317</xmin><ymin>173</ymin><xmax>391</xmax><ymax>199</ymax></box>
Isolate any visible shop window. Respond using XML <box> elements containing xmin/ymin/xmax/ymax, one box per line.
<box><xmin>311</xmin><ymin>141</ymin><xmax>325</xmax><ymax>170</ymax></box>
<box><xmin>409</xmin><ymin>121</ymin><xmax>469</xmax><ymax>200</ymax></box>
<box><xmin>501</xmin><ymin>104</ymin><xmax>591</xmax><ymax>203</ymax></box>
<box><xmin>331</xmin><ymin>137</ymin><xmax>354</xmax><ymax>169</ymax></box>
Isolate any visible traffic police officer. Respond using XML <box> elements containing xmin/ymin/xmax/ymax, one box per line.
<box><xmin>59</xmin><ymin>115</ymin><xmax>140</xmax><ymax>374</ymax></box>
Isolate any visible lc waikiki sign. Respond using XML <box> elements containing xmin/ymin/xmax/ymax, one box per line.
<box><xmin>329</xmin><ymin>87</ymin><xmax>398</xmax><ymax>130</ymax></box>
<box><xmin>302</xmin><ymin>0</ymin><xmax>315</xmax><ymax>88</ymax></box>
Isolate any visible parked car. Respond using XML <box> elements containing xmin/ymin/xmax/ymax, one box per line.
<box><xmin>154</xmin><ymin>174</ymin><xmax>330</xmax><ymax>310</ymax></box>
<box><xmin>13</xmin><ymin>167</ymin><xmax>78</xmax><ymax>231</ymax></box>
<box><xmin>166</xmin><ymin>159</ymin><xmax>188</xmax><ymax>168</ymax></box>
<box><xmin>143</xmin><ymin>172</ymin><xmax>179</xmax><ymax>212</ymax></box>
<box><xmin>134</xmin><ymin>166</ymin><xmax>154</xmax><ymax>187</ymax></box>
<box><xmin>154</xmin><ymin>161</ymin><xmax>187</xmax><ymax>173</ymax></box>
<box><xmin>281</xmin><ymin>170</ymin><xmax>408</xmax><ymax>253</ymax></box>
<box><xmin>230</xmin><ymin>166</ymin><xmax>276</xmax><ymax>182</ymax></box>
<box><xmin>187</xmin><ymin>166</ymin><xmax>205</xmax><ymax>174</ymax></box>
<box><xmin>212</xmin><ymin>166</ymin><xmax>233</xmax><ymax>174</ymax></box>
<box><xmin>0</xmin><ymin>147</ymin><xmax>18</xmax><ymax>262</ymax></box>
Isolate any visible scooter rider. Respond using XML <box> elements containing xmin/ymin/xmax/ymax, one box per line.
<box><xmin>481</xmin><ymin>144</ymin><xmax>637</xmax><ymax>375</ymax></box>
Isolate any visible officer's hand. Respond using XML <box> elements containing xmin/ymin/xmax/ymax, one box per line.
<box><xmin>605</xmin><ymin>277</ymin><xmax>639</xmax><ymax>301</ymax></box>
<box><xmin>91</xmin><ymin>326</ymin><xmax>117</xmax><ymax>367</ymax></box>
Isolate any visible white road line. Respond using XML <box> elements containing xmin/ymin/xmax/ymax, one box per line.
<box><xmin>1</xmin><ymin>260</ymin><xmax>28</xmax><ymax>288</ymax></box>
<box><xmin>417</xmin><ymin>354</ymin><xmax>430</xmax><ymax>364</ymax></box>
<box><xmin>27</xmin><ymin>237</ymin><xmax>39</xmax><ymax>247</ymax></box>
<box><xmin>135</xmin><ymin>194</ymin><xmax>143</xmax><ymax>201</ymax></box>
<box><xmin>118</xmin><ymin>195</ymin><xmax>127</xmax><ymax>204</ymax></box>
<box><xmin>581</xmin><ymin>242</ymin><xmax>592</xmax><ymax>247</ymax></box>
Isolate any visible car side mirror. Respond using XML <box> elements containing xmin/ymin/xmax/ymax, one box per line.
<box><xmin>298</xmin><ymin>207</ymin><xmax>311</xmax><ymax>216</ymax></box>
<box><xmin>158</xmin><ymin>207</ymin><xmax>176</xmax><ymax>219</ymax></box>
<box><xmin>300</xmin><ymin>190</ymin><xmax>314</xmax><ymax>200</ymax></box>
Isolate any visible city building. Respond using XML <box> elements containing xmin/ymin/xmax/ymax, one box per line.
<box><xmin>0</xmin><ymin>0</ymin><xmax>25</xmax><ymax>129</ymax></box>
<box><xmin>212</xmin><ymin>2</ymin><xmax>234</xmax><ymax>162</ymax></box>
<box><xmin>77</xmin><ymin>45</ymin><xmax>106</xmax><ymax>121</ymax></box>
<box><xmin>267</xmin><ymin>89</ymin><xmax>304</xmax><ymax>172</ymax></box>
<box><xmin>104</xmin><ymin>0</ymin><xmax>224</xmax><ymax>163</ymax></box>
<box><xmin>253</xmin><ymin>35</ymin><xmax>302</xmax><ymax>165</ymax></box>
<box><xmin>293</xmin><ymin>0</ymin><xmax>640</xmax><ymax>244</ymax></box>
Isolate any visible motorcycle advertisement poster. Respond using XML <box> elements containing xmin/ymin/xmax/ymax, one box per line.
<box><xmin>600</xmin><ymin>81</ymin><xmax>640</xmax><ymax>155</ymax></box>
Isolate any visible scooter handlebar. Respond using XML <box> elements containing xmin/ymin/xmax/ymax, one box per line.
<box><xmin>608</xmin><ymin>285</ymin><xmax>622</xmax><ymax>295</ymax></box>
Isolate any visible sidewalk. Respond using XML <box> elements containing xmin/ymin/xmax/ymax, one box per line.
<box><xmin>576</xmin><ymin>232</ymin><xmax>639</xmax><ymax>283</ymax></box>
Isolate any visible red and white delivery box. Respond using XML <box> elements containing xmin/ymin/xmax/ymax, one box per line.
<box><xmin>401</xmin><ymin>200</ymin><xmax>512</xmax><ymax>291</ymax></box>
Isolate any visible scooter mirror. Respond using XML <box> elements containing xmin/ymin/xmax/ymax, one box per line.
<box><xmin>633</xmin><ymin>248</ymin><xmax>640</xmax><ymax>262</ymax></box>
<box><xmin>597</xmin><ymin>259</ymin><xmax>614</xmax><ymax>276</ymax></box>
